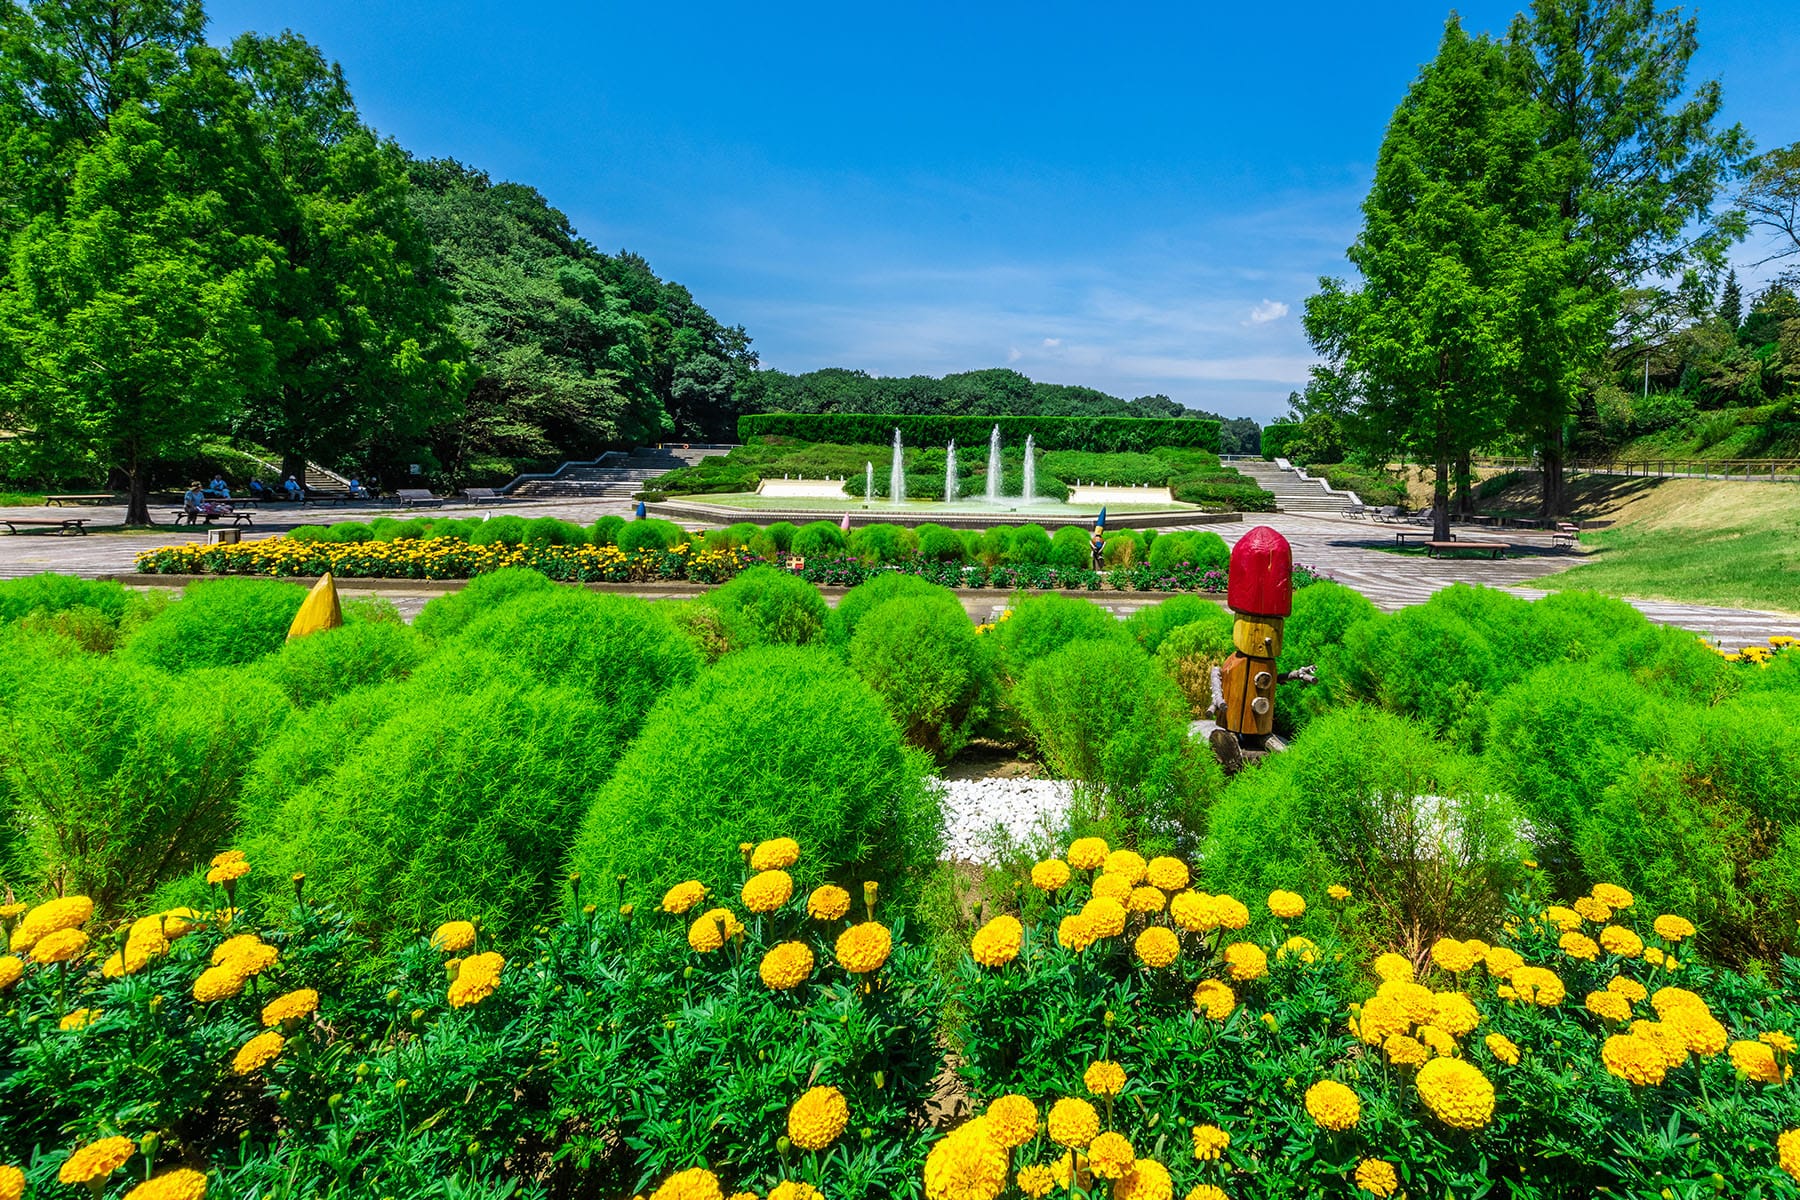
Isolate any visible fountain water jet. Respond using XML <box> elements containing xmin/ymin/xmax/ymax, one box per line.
<box><xmin>889</xmin><ymin>428</ymin><xmax>906</xmax><ymax>503</ymax></box>
<box><xmin>1022</xmin><ymin>434</ymin><xmax>1036</xmax><ymax>503</ymax></box>
<box><xmin>984</xmin><ymin>425</ymin><xmax>1003</xmax><ymax>502</ymax></box>
<box><xmin>945</xmin><ymin>440</ymin><xmax>959</xmax><ymax>503</ymax></box>
<box><xmin>865</xmin><ymin>462</ymin><xmax>874</xmax><ymax>503</ymax></box>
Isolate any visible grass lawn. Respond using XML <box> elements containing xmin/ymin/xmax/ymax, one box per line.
<box><xmin>1543</xmin><ymin>478</ymin><xmax>1800</xmax><ymax>613</ymax></box>
<box><xmin>0</xmin><ymin>491</ymin><xmax>51</xmax><ymax>506</ymax></box>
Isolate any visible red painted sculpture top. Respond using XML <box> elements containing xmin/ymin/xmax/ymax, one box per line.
<box><xmin>1226</xmin><ymin>525</ymin><xmax>1293</xmax><ymax>617</ymax></box>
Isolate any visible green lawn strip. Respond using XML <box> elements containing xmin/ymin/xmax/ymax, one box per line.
<box><xmin>1543</xmin><ymin>521</ymin><xmax>1800</xmax><ymax>613</ymax></box>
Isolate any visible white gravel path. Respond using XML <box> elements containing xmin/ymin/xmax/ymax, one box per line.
<box><xmin>935</xmin><ymin>777</ymin><xmax>1074</xmax><ymax>864</ymax></box>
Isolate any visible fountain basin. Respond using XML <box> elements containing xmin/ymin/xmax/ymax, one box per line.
<box><xmin>1066</xmin><ymin>485</ymin><xmax>1175</xmax><ymax>505</ymax></box>
<box><xmin>756</xmin><ymin>478</ymin><xmax>849</xmax><ymax>499</ymax></box>
<box><xmin>649</xmin><ymin>493</ymin><xmax>1239</xmax><ymax>531</ymax></box>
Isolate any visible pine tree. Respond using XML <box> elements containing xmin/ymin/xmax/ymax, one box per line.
<box><xmin>1719</xmin><ymin>269</ymin><xmax>1743</xmax><ymax>333</ymax></box>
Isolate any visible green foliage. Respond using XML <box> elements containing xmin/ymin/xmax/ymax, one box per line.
<box><xmin>790</xmin><ymin>520</ymin><xmax>846</xmax><ymax>557</ymax></box>
<box><xmin>1155</xmin><ymin>618</ymin><xmax>1235</xmax><ymax>714</ymax></box>
<box><xmin>1125</xmin><ymin>594</ymin><xmax>1232</xmax><ymax>654</ymax></box>
<box><xmin>847</xmin><ymin>522</ymin><xmax>917</xmax><ymax>563</ymax></box>
<box><xmin>1277</xmin><ymin>580</ymin><xmax>1378</xmax><ymax>675</ymax></box>
<box><xmin>830</xmin><ymin>572</ymin><xmax>962</xmax><ymax>647</ymax></box>
<box><xmin>913</xmin><ymin>522</ymin><xmax>965</xmax><ymax>563</ymax></box>
<box><xmin>615</xmin><ymin>517</ymin><xmax>684</xmax><ymax>554</ymax></box>
<box><xmin>1259</xmin><ymin>421</ymin><xmax>1301</xmax><ymax>460</ymax></box>
<box><xmin>695</xmin><ymin>565</ymin><xmax>830</xmax><ymax>647</ymax></box>
<box><xmin>466</xmin><ymin>514</ymin><xmax>529</xmax><ymax>546</ymax></box>
<box><xmin>591</xmin><ymin>514</ymin><xmax>626</xmax><ymax>545</ymax></box>
<box><xmin>989</xmin><ymin>592</ymin><xmax>1126</xmax><ymax>681</ymax></box>
<box><xmin>1332</xmin><ymin>605</ymin><xmax>1498</xmax><ymax>746</ymax></box>
<box><xmin>411</xmin><ymin>566</ymin><xmax>556</xmax><ymax>640</ymax></box>
<box><xmin>738</xmin><ymin>412</ymin><xmax>1221</xmax><ymax>453</ymax></box>
<box><xmin>121</xmin><ymin>578</ymin><xmax>308</xmax><ymax>673</ymax></box>
<box><xmin>257</xmin><ymin>621</ymin><xmax>428</xmax><ymax>708</ymax></box>
<box><xmin>0</xmin><ymin>573</ymin><xmax>132</xmax><ymax>624</ymax></box>
<box><xmin>1047</xmin><ymin>525</ymin><xmax>1091</xmax><ymax>569</ymax></box>
<box><xmin>848</xmin><ymin>595</ymin><xmax>995</xmax><ymax>759</ymax></box>
<box><xmin>1005</xmin><ymin>523</ymin><xmax>1050</xmax><ymax>564</ymax></box>
<box><xmin>571</xmin><ymin>646</ymin><xmax>941</xmax><ymax>908</ymax></box>
<box><xmin>1206</xmin><ymin>705</ymin><xmax>1524</xmax><ymax>952</ymax></box>
<box><xmin>1147</xmin><ymin>529</ymin><xmax>1230</xmax><ymax>572</ymax></box>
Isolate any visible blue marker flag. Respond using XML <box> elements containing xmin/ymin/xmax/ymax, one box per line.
<box><xmin>633</xmin><ymin>500</ymin><xmax>646</xmax><ymax>520</ymax></box>
<box><xmin>1096</xmin><ymin>506</ymin><xmax>1107</xmax><ymax>529</ymax></box>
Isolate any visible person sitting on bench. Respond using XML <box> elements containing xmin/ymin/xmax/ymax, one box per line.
<box><xmin>208</xmin><ymin>474</ymin><xmax>230</xmax><ymax>498</ymax></box>
<box><xmin>182</xmin><ymin>482</ymin><xmax>206</xmax><ymax>522</ymax></box>
<box><xmin>283</xmin><ymin>475</ymin><xmax>305</xmax><ymax>501</ymax></box>
<box><xmin>248</xmin><ymin>479</ymin><xmax>272</xmax><ymax>501</ymax></box>
<box><xmin>348</xmin><ymin>477</ymin><xmax>370</xmax><ymax>499</ymax></box>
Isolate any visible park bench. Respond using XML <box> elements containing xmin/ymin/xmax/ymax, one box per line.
<box><xmin>459</xmin><ymin>487</ymin><xmax>508</xmax><ymax>503</ymax></box>
<box><xmin>43</xmin><ymin>494</ymin><xmax>111</xmax><ymax>506</ymax></box>
<box><xmin>169</xmin><ymin>508</ymin><xmax>254</xmax><ymax>528</ymax></box>
<box><xmin>3</xmin><ymin>517</ymin><xmax>89</xmax><ymax>535</ymax></box>
<box><xmin>395</xmin><ymin>489</ymin><xmax>443</xmax><ymax>508</ymax></box>
<box><xmin>1371</xmin><ymin>505</ymin><xmax>1405</xmax><ymax>523</ymax></box>
<box><xmin>1394</xmin><ymin>529</ymin><xmax>1441</xmax><ymax>545</ymax></box>
<box><xmin>1551</xmin><ymin>523</ymin><xmax>1581</xmax><ymax>550</ymax></box>
<box><xmin>1341</xmin><ymin>504</ymin><xmax>1368</xmax><ymax>518</ymax></box>
<box><xmin>1427</xmin><ymin>540</ymin><xmax>1507</xmax><ymax>559</ymax></box>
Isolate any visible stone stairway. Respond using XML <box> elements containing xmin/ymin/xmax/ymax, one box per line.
<box><xmin>508</xmin><ymin>446</ymin><xmax>733</xmax><ymax>498</ymax></box>
<box><xmin>1229</xmin><ymin>459</ymin><xmax>1358</xmax><ymax>516</ymax></box>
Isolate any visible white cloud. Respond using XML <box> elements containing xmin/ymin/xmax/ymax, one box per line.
<box><xmin>1041</xmin><ymin>337</ymin><xmax>1062</xmax><ymax>348</ymax></box>
<box><xmin>1006</xmin><ymin>346</ymin><xmax>1022</xmax><ymax>363</ymax></box>
<box><xmin>1246</xmin><ymin>299</ymin><xmax>1289</xmax><ymax>325</ymax></box>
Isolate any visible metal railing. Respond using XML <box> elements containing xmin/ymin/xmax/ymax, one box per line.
<box><xmin>1475</xmin><ymin>456</ymin><xmax>1800</xmax><ymax>483</ymax></box>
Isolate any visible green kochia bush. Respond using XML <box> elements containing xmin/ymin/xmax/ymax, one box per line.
<box><xmin>257</xmin><ymin>621</ymin><xmax>429</xmax><ymax>708</ymax></box>
<box><xmin>1124</xmin><ymin>594</ymin><xmax>1229</xmax><ymax>654</ymax></box>
<box><xmin>830</xmin><ymin>572</ymin><xmax>962</xmax><ymax>646</ymax></box>
<box><xmin>571</xmin><ymin>646</ymin><xmax>942</xmax><ymax>908</ymax></box>
<box><xmin>849</xmin><ymin>594</ymin><xmax>995</xmax><ymax>759</ymax></box>
<box><xmin>847</xmin><ymin>523</ymin><xmax>917</xmax><ymax>564</ymax></box>
<box><xmin>1204</xmin><ymin>705</ymin><xmax>1525</xmax><ymax>953</ymax></box>
<box><xmin>0</xmin><ymin>573</ymin><xmax>132</xmax><ymax>624</ymax></box>
<box><xmin>989</xmin><ymin>592</ymin><xmax>1127</xmax><ymax>680</ymax></box>
<box><xmin>121</xmin><ymin>578</ymin><xmax>308</xmax><ymax>673</ymax></box>
<box><xmin>790</xmin><ymin>520</ymin><xmax>847</xmax><ymax>557</ymax></box>
<box><xmin>695</xmin><ymin>565</ymin><xmax>830</xmax><ymax>647</ymax></box>
<box><xmin>616</xmin><ymin>517</ymin><xmax>685</xmax><ymax>554</ymax></box>
<box><xmin>412</xmin><ymin>566</ymin><xmax>556</xmax><ymax>641</ymax></box>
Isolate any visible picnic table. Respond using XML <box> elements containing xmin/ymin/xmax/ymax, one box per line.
<box><xmin>1427</xmin><ymin>540</ymin><xmax>1508</xmax><ymax>559</ymax></box>
<box><xmin>3</xmin><ymin>517</ymin><xmax>89</xmax><ymax>535</ymax></box>
<box><xmin>43</xmin><ymin>494</ymin><xmax>112</xmax><ymax>506</ymax></box>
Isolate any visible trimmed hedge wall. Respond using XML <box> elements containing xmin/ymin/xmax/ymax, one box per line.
<box><xmin>738</xmin><ymin>413</ymin><xmax>1221</xmax><ymax>454</ymax></box>
<box><xmin>1260</xmin><ymin>422</ymin><xmax>1300</xmax><ymax>460</ymax></box>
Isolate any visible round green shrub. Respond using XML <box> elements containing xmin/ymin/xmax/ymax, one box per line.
<box><xmin>121</xmin><ymin>578</ymin><xmax>308</xmax><ymax>674</ymax></box>
<box><xmin>765</xmin><ymin>522</ymin><xmax>799</xmax><ymax>552</ymax></box>
<box><xmin>915</xmin><ymin>524</ymin><xmax>967</xmax><ymax>563</ymax></box>
<box><xmin>1598</xmin><ymin>620</ymin><xmax>1735</xmax><ymax>706</ymax></box>
<box><xmin>791</xmin><ymin>520</ymin><xmax>847</xmax><ymax>558</ymax></box>
<box><xmin>523</xmin><ymin>516</ymin><xmax>588</xmax><ymax>546</ymax></box>
<box><xmin>287</xmin><ymin>524</ymin><xmax>330</xmax><ymax>544</ymax></box>
<box><xmin>1526</xmin><ymin>591</ymin><xmax>1654</xmax><ymax>662</ymax></box>
<box><xmin>666</xmin><ymin>597</ymin><xmax>759</xmax><ymax>663</ymax></box>
<box><xmin>591</xmin><ymin>514</ymin><xmax>626</xmax><ymax>546</ymax></box>
<box><xmin>257</xmin><ymin>621</ymin><xmax>428</xmax><ymax>708</ymax></box>
<box><xmin>1147</xmin><ymin>530</ymin><xmax>1229</xmax><ymax>572</ymax></box>
<box><xmin>617</xmin><ymin>518</ymin><xmax>684</xmax><ymax>554</ymax></box>
<box><xmin>422</xmin><ymin>517</ymin><xmax>481</xmax><ymax>541</ymax></box>
<box><xmin>725</xmin><ymin>522</ymin><xmax>760</xmax><ymax>547</ymax></box>
<box><xmin>989</xmin><ymin>592</ymin><xmax>1127</xmax><ymax>680</ymax></box>
<box><xmin>570</xmin><ymin>646</ymin><xmax>941</xmax><ymax>907</ymax></box>
<box><xmin>413</xmin><ymin>567</ymin><xmax>556</xmax><ymax>641</ymax></box>
<box><xmin>1101</xmin><ymin>530</ymin><xmax>1144</xmax><ymax>567</ymax></box>
<box><xmin>1336</xmin><ymin>603</ymin><xmax>1497</xmax><ymax>745</ymax></box>
<box><xmin>1155</xmin><ymin>619</ymin><xmax>1234</xmax><ymax>714</ymax></box>
<box><xmin>468</xmin><ymin>514</ymin><xmax>529</xmax><ymax>547</ymax></box>
<box><xmin>849</xmin><ymin>595</ymin><xmax>995</xmax><ymax>759</ymax></box>
<box><xmin>697</xmin><ymin>565</ymin><xmax>830</xmax><ymax>647</ymax></box>
<box><xmin>848</xmin><ymin>523</ymin><xmax>917</xmax><ymax>564</ymax></box>
<box><xmin>977</xmin><ymin>527</ymin><xmax>1014</xmax><ymax>566</ymax></box>
<box><xmin>1277</xmin><ymin>580</ymin><xmax>1379</xmax><ymax>675</ymax></box>
<box><xmin>1006</xmin><ymin>524</ymin><xmax>1050</xmax><ymax>564</ymax></box>
<box><xmin>455</xmin><ymin>590</ymin><xmax>700</xmax><ymax>714</ymax></box>
<box><xmin>1048</xmin><ymin>525</ymin><xmax>1092</xmax><ymax>569</ymax></box>
<box><xmin>831</xmin><ymin>573</ymin><xmax>964</xmax><ymax>647</ymax></box>
<box><xmin>1124</xmin><ymin>595</ymin><xmax>1229</xmax><ymax>654</ymax></box>
<box><xmin>370</xmin><ymin>517</ymin><xmax>434</xmax><ymax>541</ymax></box>
<box><xmin>323</xmin><ymin>521</ymin><xmax>375</xmax><ymax>543</ymax></box>
<box><xmin>0</xmin><ymin>573</ymin><xmax>131</xmax><ymax>625</ymax></box>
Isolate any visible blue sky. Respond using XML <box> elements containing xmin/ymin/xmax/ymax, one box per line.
<box><xmin>210</xmin><ymin>1</ymin><xmax>1800</xmax><ymax>422</ymax></box>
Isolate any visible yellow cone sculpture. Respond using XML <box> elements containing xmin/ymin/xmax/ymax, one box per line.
<box><xmin>286</xmin><ymin>572</ymin><xmax>344</xmax><ymax>640</ymax></box>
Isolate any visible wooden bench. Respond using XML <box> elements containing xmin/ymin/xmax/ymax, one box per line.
<box><xmin>169</xmin><ymin>509</ymin><xmax>254</xmax><ymax>528</ymax></box>
<box><xmin>43</xmin><ymin>494</ymin><xmax>112</xmax><ymax>506</ymax></box>
<box><xmin>3</xmin><ymin>517</ymin><xmax>89</xmax><ymax>535</ymax></box>
<box><xmin>1551</xmin><ymin>527</ymin><xmax>1581</xmax><ymax>549</ymax></box>
<box><xmin>1427</xmin><ymin>540</ymin><xmax>1507</xmax><ymax>559</ymax></box>
<box><xmin>459</xmin><ymin>487</ymin><xmax>508</xmax><ymax>503</ymax></box>
<box><xmin>394</xmin><ymin>489</ymin><xmax>443</xmax><ymax>508</ymax></box>
<box><xmin>1394</xmin><ymin>529</ymin><xmax>1441</xmax><ymax>545</ymax></box>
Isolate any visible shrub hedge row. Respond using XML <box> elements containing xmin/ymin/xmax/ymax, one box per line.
<box><xmin>738</xmin><ymin>412</ymin><xmax>1222</xmax><ymax>453</ymax></box>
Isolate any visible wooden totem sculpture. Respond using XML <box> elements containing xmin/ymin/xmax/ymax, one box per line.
<box><xmin>1219</xmin><ymin>525</ymin><xmax>1292</xmax><ymax>747</ymax></box>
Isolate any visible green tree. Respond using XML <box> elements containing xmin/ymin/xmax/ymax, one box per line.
<box><xmin>1741</xmin><ymin>142</ymin><xmax>1800</xmax><ymax>264</ymax></box>
<box><xmin>1506</xmin><ymin>0</ymin><xmax>1749</xmax><ymax>514</ymax></box>
<box><xmin>1718</xmin><ymin>268</ymin><xmax>1742</xmax><ymax>332</ymax></box>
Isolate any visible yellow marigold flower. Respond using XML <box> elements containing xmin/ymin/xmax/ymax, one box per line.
<box><xmin>1650</xmin><ymin>986</ymin><xmax>1707</xmax><ymax>1020</ymax></box>
<box><xmin>1015</xmin><ymin>1164</ymin><xmax>1055</xmax><ymax>1199</ymax></box>
<box><xmin>60</xmin><ymin>1007</ymin><xmax>102</xmax><ymax>1031</ymax></box>
<box><xmin>430</xmin><ymin>920</ymin><xmax>477</xmax><ymax>952</ymax></box>
<box><xmin>923</xmin><ymin>1117</ymin><xmax>1007</xmax><ymax>1200</ymax></box>
<box><xmin>29</xmin><ymin>927</ymin><xmax>88</xmax><ymax>965</ymax></box>
<box><xmin>1081</xmin><ymin>897</ymin><xmax>1127</xmax><ymax>939</ymax></box>
<box><xmin>1279</xmin><ymin>935</ymin><xmax>1318</xmax><ymax>965</ymax></box>
<box><xmin>1328</xmin><ymin>884</ymin><xmax>1352</xmax><ymax>901</ymax></box>
<box><xmin>1483</xmin><ymin>945</ymin><xmax>1523</xmax><ymax>979</ymax></box>
<box><xmin>836</xmin><ymin>921</ymin><xmax>892</xmax><ymax>974</ymax></box>
<box><xmin>1372</xmin><ymin>951</ymin><xmax>1413</xmax><ymax>983</ymax></box>
<box><xmin>59</xmin><ymin>1136</ymin><xmax>135</xmax><ymax>1184</ymax></box>
<box><xmin>1431</xmin><ymin>991</ymin><xmax>1480</xmax><ymax>1036</ymax></box>
<box><xmin>1047</xmin><ymin>1097</ymin><xmax>1100</xmax><ymax>1148</ymax></box>
<box><xmin>1128</xmin><ymin>886</ymin><xmax>1166</xmax><ymax>914</ymax></box>
<box><xmin>1169</xmin><ymin>891</ymin><xmax>1218</xmax><ymax>932</ymax></box>
<box><xmin>158</xmin><ymin>908</ymin><xmax>202</xmax><ymax>940</ymax></box>
<box><xmin>986</xmin><ymin>1095</ymin><xmax>1038</xmax><ymax>1148</ymax></box>
<box><xmin>687</xmin><ymin>908</ymin><xmax>741</xmax><ymax>953</ymax></box>
<box><xmin>1356</xmin><ymin>993</ymin><xmax>1410</xmax><ymax>1045</ymax></box>
<box><xmin>1113</xmin><ymin>1158</ymin><xmax>1172</xmax><ymax>1200</ymax></box>
<box><xmin>759</xmin><ymin>941</ymin><xmax>815</xmax><ymax>990</ymax></box>
<box><xmin>1186</xmin><ymin>1188</ymin><xmax>1229</xmax><ymax>1200</ymax></box>
<box><xmin>787</xmin><ymin>1084</ymin><xmax>848</xmax><ymax>1151</ymax></box>
<box><xmin>1730</xmin><ymin>1040</ymin><xmax>1784</xmax><ymax>1083</ymax></box>
<box><xmin>1135</xmin><ymin>926</ymin><xmax>1180</xmax><ymax>969</ymax></box>
<box><xmin>971</xmin><ymin>915</ymin><xmax>1023</xmax><ymax>967</ymax></box>
<box><xmin>211</xmin><ymin>848</ymin><xmax>246</xmax><ymax>868</ymax></box>
<box><xmin>212</xmin><ymin>935</ymin><xmax>277</xmax><ymax>974</ymax></box>
<box><xmin>649</xmin><ymin>1168</ymin><xmax>723</xmax><ymax>1200</ymax></box>
<box><xmin>1416</xmin><ymin>1057</ymin><xmax>1494</xmax><ymax>1129</ymax></box>
<box><xmin>1645</xmin><ymin>946</ymin><xmax>1669</xmax><ymax>966</ymax></box>
<box><xmin>742</xmin><ymin>869</ymin><xmax>794</xmax><ymax>914</ymax></box>
<box><xmin>807</xmin><ymin>884</ymin><xmax>851</xmax><ymax>921</ymax></box>
<box><xmin>1223</xmin><ymin>941</ymin><xmax>1267</xmax><ymax>982</ymax></box>
<box><xmin>12</xmin><ymin>895</ymin><xmax>94</xmax><ymax>953</ymax></box>
<box><xmin>122</xmin><ymin>1168</ymin><xmax>208</xmax><ymax>1200</ymax></box>
<box><xmin>1510</xmin><ymin>966</ymin><xmax>1565</xmax><ymax>1006</ymax></box>
<box><xmin>1559</xmin><ymin>931</ymin><xmax>1599</xmax><ymax>961</ymax></box>
<box><xmin>205</xmin><ymin>859</ymin><xmax>251</xmax><ymax>886</ymax></box>
<box><xmin>1585</xmin><ymin>989</ymin><xmax>1632</xmax><ymax>1023</ymax></box>
<box><xmin>1591</xmin><ymin>882</ymin><xmax>1634</xmax><ymax>910</ymax></box>
<box><xmin>1781</xmin><ymin>1130</ymin><xmax>1800</xmax><ymax>1185</ymax></box>
<box><xmin>1067</xmin><ymin>837</ymin><xmax>1109</xmax><ymax>871</ymax></box>
<box><xmin>1190</xmin><ymin>1122</ymin><xmax>1230</xmax><ymax>1161</ymax></box>
<box><xmin>1573</xmin><ymin>896</ymin><xmax>1612</xmax><ymax>924</ymax></box>
<box><xmin>0</xmin><ymin>903</ymin><xmax>25</xmax><ymax>919</ymax></box>
<box><xmin>1602</xmin><ymin>1032</ymin><xmax>1667</xmax><ymax>1085</ymax></box>
<box><xmin>232</xmin><ymin>1030</ymin><xmax>285</xmax><ymax>1075</ymax></box>
<box><xmin>0</xmin><ymin>956</ymin><xmax>18</xmax><ymax>994</ymax></box>
<box><xmin>1383</xmin><ymin>1032</ymin><xmax>1429</xmax><ymax>1067</ymax></box>
<box><xmin>1057</xmin><ymin>913</ymin><xmax>1097</xmax><ymax>952</ymax></box>
<box><xmin>1653</xmin><ymin>914</ymin><xmax>1696</xmax><ymax>942</ymax></box>
<box><xmin>447</xmin><ymin>951</ymin><xmax>504</xmax><ymax>1008</ymax></box>
<box><xmin>768</xmin><ymin>1187</ymin><xmax>819</xmax><ymax>1200</ymax></box>
<box><xmin>1544</xmin><ymin>905</ymin><xmax>1582</xmax><ymax>932</ymax></box>
<box><xmin>659</xmin><ymin>882</ymin><xmax>708</xmax><ymax>916</ymax></box>
<box><xmin>1091</xmin><ymin>873</ymin><xmax>1134</xmax><ymax>904</ymax></box>
<box><xmin>1599</xmin><ymin>925</ymin><xmax>1643</xmax><ymax>958</ymax></box>
<box><xmin>1030</xmin><ymin>860</ymin><xmax>1071</xmax><ymax>892</ymax></box>
<box><xmin>1087</xmin><ymin>1131</ymin><xmax>1135</xmax><ymax>1180</ymax></box>
<box><xmin>1607</xmin><ymin>975</ymin><xmax>1648</xmax><ymax>1003</ymax></box>
<box><xmin>193</xmin><ymin>962</ymin><xmax>248</xmax><ymax>1002</ymax></box>
<box><xmin>1485</xmin><ymin>1032</ymin><xmax>1520</xmax><ymax>1065</ymax></box>
<box><xmin>750</xmin><ymin>837</ymin><xmax>800</xmax><ymax>871</ymax></box>
<box><xmin>1084</xmin><ymin>1059</ymin><xmax>1127</xmax><ymax>1097</ymax></box>
<box><xmin>1354</xmin><ymin>1157</ymin><xmax>1399</xmax><ymax>1198</ymax></box>
<box><xmin>1212</xmin><ymin>894</ymin><xmax>1250</xmax><ymax>929</ymax></box>
<box><xmin>1630</xmin><ymin>1020</ymin><xmax>1690</xmax><ymax>1070</ymax></box>
<box><xmin>1430</xmin><ymin>938</ymin><xmax>1480</xmax><ymax>973</ymax></box>
<box><xmin>1304</xmin><ymin>1080</ymin><xmax>1360</xmax><ymax>1131</ymax></box>
<box><xmin>1145</xmin><ymin>856</ymin><xmax>1189</xmax><ymax>891</ymax></box>
<box><xmin>262</xmin><ymin>988</ymin><xmax>319</xmax><ymax>1027</ymax></box>
<box><xmin>1104</xmin><ymin>849</ymin><xmax>1148</xmax><ymax>884</ymax></box>
<box><xmin>1762</xmin><ymin>1030</ymin><xmax>1797</xmax><ymax>1055</ymax></box>
<box><xmin>0</xmin><ymin>1164</ymin><xmax>21</xmax><ymax>1200</ymax></box>
<box><xmin>1418</xmin><ymin>1024</ymin><xmax>1459</xmax><ymax>1057</ymax></box>
<box><xmin>1665</xmin><ymin>1007</ymin><xmax>1727</xmax><ymax>1057</ymax></box>
<box><xmin>1378</xmin><ymin>979</ymin><xmax>1438</xmax><ymax>1026</ymax></box>
<box><xmin>1267</xmin><ymin>889</ymin><xmax>1305</xmax><ymax>919</ymax></box>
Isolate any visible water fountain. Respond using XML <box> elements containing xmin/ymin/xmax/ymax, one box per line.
<box><xmin>865</xmin><ymin>462</ymin><xmax>874</xmax><ymax>503</ymax></box>
<box><xmin>984</xmin><ymin>425</ymin><xmax>1003</xmax><ymax>503</ymax></box>
<box><xmin>1022</xmin><ymin>434</ymin><xmax>1036</xmax><ymax>504</ymax></box>
<box><xmin>945</xmin><ymin>440</ymin><xmax>959</xmax><ymax>503</ymax></box>
<box><xmin>889</xmin><ymin>428</ymin><xmax>906</xmax><ymax>504</ymax></box>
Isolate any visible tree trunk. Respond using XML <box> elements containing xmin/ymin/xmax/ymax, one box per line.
<box><xmin>280</xmin><ymin>452</ymin><xmax>307</xmax><ymax>489</ymax></box>
<box><xmin>1433</xmin><ymin>450</ymin><xmax>1451</xmax><ymax>542</ymax></box>
<box><xmin>1454</xmin><ymin>452</ymin><xmax>1474</xmax><ymax>517</ymax></box>
<box><xmin>124</xmin><ymin>448</ymin><xmax>151</xmax><ymax>526</ymax></box>
<box><xmin>1539</xmin><ymin>426</ymin><xmax>1566</xmax><ymax>518</ymax></box>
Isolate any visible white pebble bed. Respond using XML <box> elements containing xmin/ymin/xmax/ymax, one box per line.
<box><xmin>935</xmin><ymin>777</ymin><xmax>1075</xmax><ymax>864</ymax></box>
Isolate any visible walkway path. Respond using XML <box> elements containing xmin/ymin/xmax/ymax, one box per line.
<box><xmin>0</xmin><ymin>501</ymin><xmax>1793</xmax><ymax>650</ymax></box>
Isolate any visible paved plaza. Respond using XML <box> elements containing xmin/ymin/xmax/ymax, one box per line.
<box><xmin>0</xmin><ymin>498</ymin><xmax>1791</xmax><ymax>650</ymax></box>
